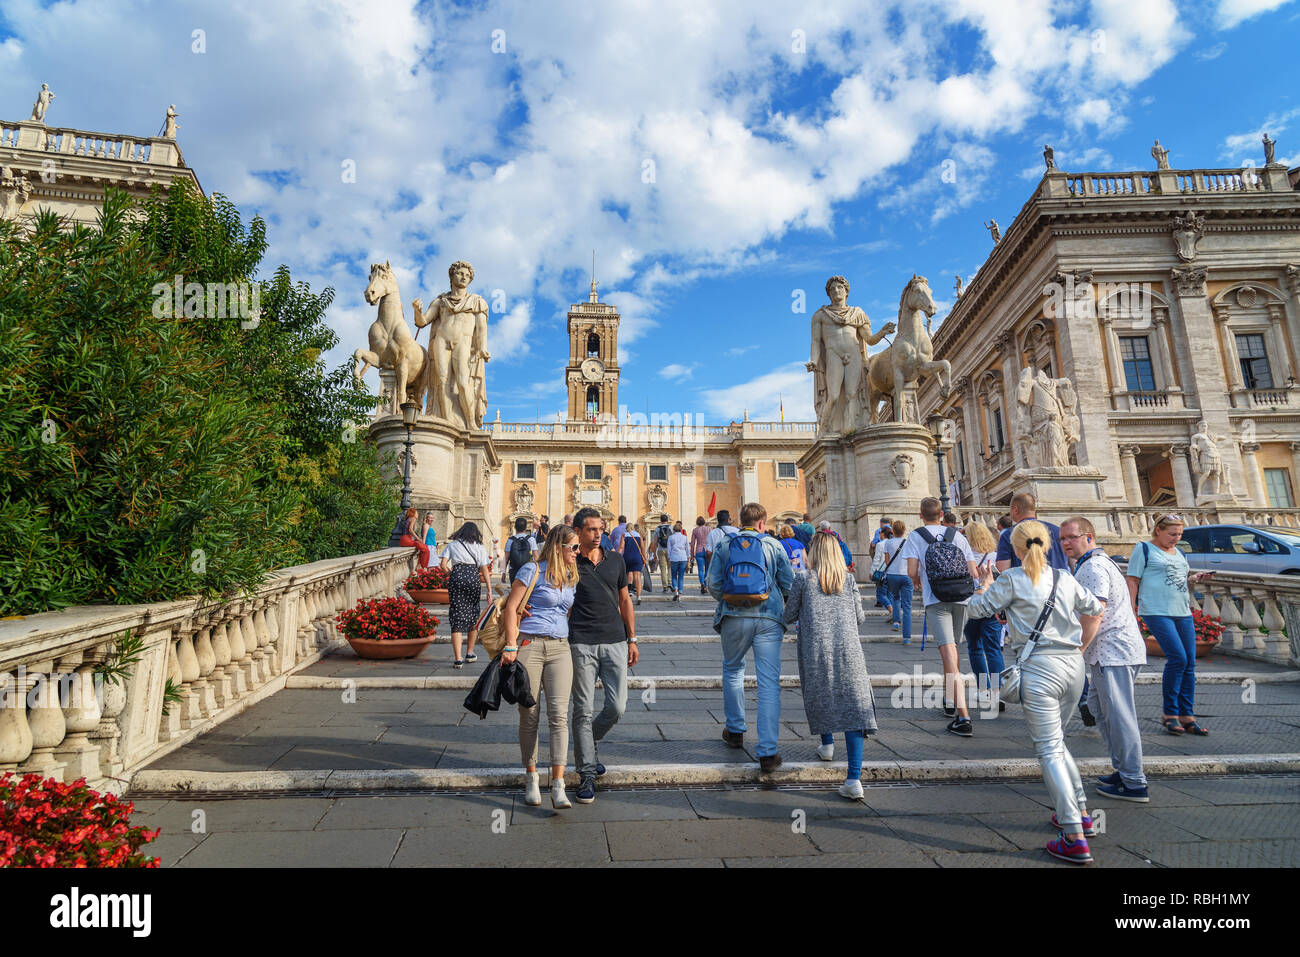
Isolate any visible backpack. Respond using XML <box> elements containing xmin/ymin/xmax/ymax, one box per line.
<box><xmin>656</xmin><ymin>524</ymin><xmax>672</xmax><ymax>548</ymax></box>
<box><xmin>721</xmin><ymin>532</ymin><xmax>772</xmax><ymax>607</ymax></box>
<box><xmin>507</xmin><ymin>535</ymin><xmax>533</xmax><ymax>581</ymax></box>
<box><xmin>917</xmin><ymin>527</ymin><xmax>975</xmax><ymax>603</ymax></box>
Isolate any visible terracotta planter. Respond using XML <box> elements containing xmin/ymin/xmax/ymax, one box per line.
<box><xmin>1143</xmin><ymin>637</ymin><xmax>1218</xmax><ymax>659</ymax></box>
<box><xmin>407</xmin><ymin>588</ymin><xmax>450</xmax><ymax>604</ymax></box>
<box><xmin>345</xmin><ymin>634</ymin><xmax>436</xmax><ymax>659</ymax></box>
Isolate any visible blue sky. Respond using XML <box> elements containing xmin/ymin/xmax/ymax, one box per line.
<box><xmin>3</xmin><ymin>0</ymin><xmax>1298</xmax><ymax>424</ymax></box>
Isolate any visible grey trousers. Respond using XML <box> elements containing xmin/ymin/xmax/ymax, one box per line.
<box><xmin>1087</xmin><ymin>662</ymin><xmax>1148</xmax><ymax>788</ymax></box>
<box><xmin>570</xmin><ymin>641</ymin><xmax>628</xmax><ymax>778</ymax></box>
<box><xmin>1021</xmin><ymin>653</ymin><xmax>1087</xmax><ymax>830</ymax></box>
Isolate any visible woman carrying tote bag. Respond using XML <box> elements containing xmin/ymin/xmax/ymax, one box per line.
<box><xmin>968</xmin><ymin>521</ymin><xmax>1104</xmax><ymax>865</ymax></box>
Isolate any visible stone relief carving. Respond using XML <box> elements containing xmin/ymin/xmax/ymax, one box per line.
<box><xmin>1170</xmin><ymin>211</ymin><xmax>1205</xmax><ymax>263</ymax></box>
<box><xmin>1286</xmin><ymin>265</ymin><xmax>1300</xmax><ymax>299</ymax></box>
<box><xmin>480</xmin><ymin>466</ymin><xmax>491</xmax><ymax>503</ymax></box>
<box><xmin>1171</xmin><ymin>266</ymin><xmax>1208</xmax><ymax>298</ymax></box>
<box><xmin>1190</xmin><ymin>420</ymin><xmax>1229</xmax><ymax>501</ymax></box>
<box><xmin>412</xmin><ymin>260</ymin><xmax>490</xmax><ymax>428</ymax></box>
<box><xmin>647</xmin><ymin>483</ymin><xmax>668</xmax><ymax>514</ymax></box>
<box><xmin>806</xmin><ymin>471</ymin><xmax>828</xmax><ymax>511</ymax></box>
<box><xmin>890</xmin><ymin>454</ymin><xmax>915</xmax><ymax>489</ymax></box>
<box><xmin>0</xmin><ymin>167</ymin><xmax>33</xmax><ymax>222</ymax></box>
<box><xmin>513</xmin><ymin>483</ymin><xmax>535</xmax><ymax>515</ymax></box>
<box><xmin>807</xmin><ymin>275</ymin><xmax>894</xmax><ymax>433</ymax></box>
<box><xmin>601</xmin><ymin>474</ymin><xmax>613</xmax><ymax>506</ymax></box>
<box><xmin>1237</xmin><ymin>286</ymin><xmax>1258</xmax><ymax>308</ymax></box>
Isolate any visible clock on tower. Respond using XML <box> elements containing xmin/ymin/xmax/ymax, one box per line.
<box><xmin>566</xmin><ymin>275</ymin><xmax>620</xmax><ymax>421</ymax></box>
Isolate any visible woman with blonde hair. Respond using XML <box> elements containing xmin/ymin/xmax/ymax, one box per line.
<box><xmin>962</xmin><ymin>521</ymin><xmax>1003</xmax><ymax>706</ymax></box>
<box><xmin>501</xmin><ymin>524</ymin><xmax>581</xmax><ymax>808</ymax></box>
<box><xmin>968</xmin><ymin>520</ymin><xmax>1104</xmax><ymax>864</ymax></box>
<box><xmin>784</xmin><ymin>530</ymin><xmax>877</xmax><ymax>801</ymax></box>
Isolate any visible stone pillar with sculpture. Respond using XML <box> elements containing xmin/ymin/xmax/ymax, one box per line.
<box><xmin>360</xmin><ymin>258</ymin><xmax>500</xmax><ymax>545</ymax></box>
<box><xmin>1007</xmin><ymin>364</ymin><xmax>1107</xmax><ymax>507</ymax></box>
<box><xmin>800</xmin><ymin>273</ymin><xmax>945</xmax><ymax>560</ymax></box>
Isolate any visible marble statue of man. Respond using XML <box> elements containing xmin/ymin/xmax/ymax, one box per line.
<box><xmin>984</xmin><ymin>219</ymin><xmax>1001</xmax><ymax>244</ymax></box>
<box><xmin>29</xmin><ymin>83</ymin><xmax>55</xmax><ymax>123</ymax></box>
<box><xmin>1043</xmin><ymin>144</ymin><xmax>1056</xmax><ymax>171</ymax></box>
<box><xmin>1151</xmin><ymin>139</ymin><xmax>1171</xmax><ymax>170</ymax></box>
<box><xmin>1189</xmin><ymin>420</ymin><xmax>1227</xmax><ymax>499</ymax></box>
<box><xmin>807</xmin><ymin>275</ymin><xmax>894</xmax><ymax>434</ymax></box>
<box><xmin>412</xmin><ymin>260</ymin><xmax>490</xmax><ymax>428</ymax></box>
<box><xmin>954</xmin><ymin>274</ymin><xmax>963</xmax><ymax>298</ymax></box>
<box><xmin>1015</xmin><ymin>367</ymin><xmax>1074</xmax><ymax>468</ymax></box>
<box><xmin>1263</xmin><ymin>133</ymin><xmax>1277</xmax><ymax>165</ymax></box>
<box><xmin>164</xmin><ymin>105</ymin><xmax>179</xmax><ymax>139</ymax></box>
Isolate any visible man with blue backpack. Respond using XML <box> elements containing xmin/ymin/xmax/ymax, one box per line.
<box><xmin>707</xmin><ymin>502</ymin><xmax>795</xmax><ymax>772</ymax></box>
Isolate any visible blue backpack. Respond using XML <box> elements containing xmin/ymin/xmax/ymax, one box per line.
<box><xmin>721</xmin><ymin>532</ymin><xmax>772</xmax><ymax>607</ymax></box>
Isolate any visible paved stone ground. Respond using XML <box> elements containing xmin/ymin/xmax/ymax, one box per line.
<box><xmin>135</xmin><ymin>587</ymin><xmax>1300</xmax><ymax>866</ymax></box>
<box><xmin>127</xmin><ymin>775</ymin><xmax>1300</xmax><ymax>867</ymax></box>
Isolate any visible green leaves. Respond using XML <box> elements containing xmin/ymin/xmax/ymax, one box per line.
<box><xmin>0</xmin><ymin>182</ymin><xmax>393</xmax><ymax>615</ymax></box>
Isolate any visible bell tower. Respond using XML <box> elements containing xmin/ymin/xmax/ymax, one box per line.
<box><xmin>566</xmin><ymin>265</ymin><xmax>620</xmax><ymax>422</ymax></box>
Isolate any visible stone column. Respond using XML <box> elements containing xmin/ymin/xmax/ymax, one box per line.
<box><xmin>1289</xmin><ymin>442</ymin><xmax>1300</xmax><ymax>505</ymax></box>
<box><xmin>619</xmin><ymin>461</ymin><xmax>636</xmax><ymax>519</ymax></box>
<box><xmin>1240</xmin><ymin>442</ymin><xmax>1269</xmax><ymax>506</ymax></box>
<box><xmin>1267</xmin><ymin>303</ymin><xmax>1297</xmax><ymax>386</ymax></box>
<box><xmin>740</xmin><ymin>457</ymin><xmax>759</xmax><ymax>504</ymax></box>
<box><xmin>677</xmin><ymin>462</ymin><xmax>696</xmax><ymax>522</ymax></box>
<box><xmin>1098</xmin><ymin>315</ymin><xmax>1125</xmax><ymax>402</ymax></box>
<box><xmin>546</xmin><ymin>461</ymin><xmax>564</xmax><ymax>519</ymax></box>
<box><xmin>1213</xmin><ymin>303</ymin><xmax>1246</xmax><ymax>399</ymax></box>
<box><xmin>1119</xmin><ymin>445</ymin><xmax>1143</xmax><ymax>506</ymax></box>
<box><xmin>1168</xmin><ymin>445</ymin><xmax>1196</xmax><ymax>507</ymax></box>
<box><xmin>1151</xmin><ymin>307</ymin><xmax>1179</xmax><ymax>392</ymax></box>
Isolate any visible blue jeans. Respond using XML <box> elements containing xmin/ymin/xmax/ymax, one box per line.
<box><xmin>886</xmin><ymin>574</ymin><xmax>913</xmax><ymax>640</ymax></box>
<box><xmin>964</xmin><ymin>615</ymin><xmax>1003</xmax><ymax>688</ymax></box>
<box><xmin>820</xmin><ymin>730</ymin><xmax>866</xmax><ymax>779</ymax></box>
<box><xmin>1145</xmin><ymin>614</ymin><xmax>1197</xmax><ymax>717</ymax></box>
<box><xmin>670</xmin><ymin>560</ymin><xmax>687</xmax><ymax>594</ymax></box>
<box><xmin>719</xmin><ymin>616</ymin><xmax>784</xmax><ymax>757</ymax></box>
<box><xmin>695</xmin><ymin>551</ymin><xmax>709</xmax><ymax>587</ymax></box>
<box><xmin>876</xmin><ymin>578</ymin><xmax>892</xmax><ymax>609</ymax></box>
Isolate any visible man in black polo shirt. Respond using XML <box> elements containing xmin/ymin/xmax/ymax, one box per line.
<box><xmin>569</xmin><ymin>507</ymin><xmax>638</xmax><ymax>805</ymax></box>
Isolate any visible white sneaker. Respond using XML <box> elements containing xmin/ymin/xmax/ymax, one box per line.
<box><xmin>817</xmin><ymin>742</ymin><xmax>835</xmax><ymax>761</ymax></box>
<box><xmin>838</xmin><ymin>779</ymin><xmax>865</xmax><ymax>801</ymax></box>
<box><xmin>551</xmin><ymin>780</ymin><xmax>572</xmax><ymax>809</ymax></box>
<box><xmin>523</xmin><ymin>772</ymin><xmax>541</xmax><ymax>807</ymax></box>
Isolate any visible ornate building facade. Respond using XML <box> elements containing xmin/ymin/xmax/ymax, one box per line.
<box><xmin>2</xmin><ymin>90</ymin><xmax>200</xmax><ymax>226</ymax></box>
<box><xmin>919</xmin><ymin>148</ymin><xmax>1300</xmax><ymax>538</ymax></box>
<box><xmin>486</xmin><ymin>283</ymin><xmax>814</xmax><ymax>542</ymax></box>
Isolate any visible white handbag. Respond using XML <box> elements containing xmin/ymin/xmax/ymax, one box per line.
<box><xmin>997</xmin><ymin>569</ymin><xmax>1060</xmax><ymax>704</ymax></box>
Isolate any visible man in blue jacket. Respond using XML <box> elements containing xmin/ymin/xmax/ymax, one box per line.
<box><xmin>708</xmin><ymin>502</ymin><xmax>795</xmax><ymax>772</ymax></box>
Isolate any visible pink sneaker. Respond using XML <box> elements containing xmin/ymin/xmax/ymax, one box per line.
<box><xmin>1050</xmin><ymin>812</ymin><xmax>1097</xmax><ymax>837</ymax></box>
<box><xmin>1045</xmin><ymin>835</ymin><xmax>1093</xmax><ymax>864</ymax></box>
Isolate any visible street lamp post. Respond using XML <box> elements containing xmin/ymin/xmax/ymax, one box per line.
<box><xmin>387</xmin><ymin>401</ymin><xmax>420</xmax><ymax>547</ymax></box>
<box><xmin>926</xmin><ymin>412</ymin><xmax>951</xmax><ymax>513</ymax></box>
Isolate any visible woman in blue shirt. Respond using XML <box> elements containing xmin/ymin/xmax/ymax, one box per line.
<box><xmin>421</xmin><ymin>511</ymin><xmax>438</xmax><ymax>552</ymax></box>
<box><xmin>502</xmin><ymin>525</ymin><xmax>580</xmax><ymax>808</ymax></box>
<box><xmin>1125</xmin><ymin>515</ymin><xmax>1214</xmax><ymax>736</ymax></box>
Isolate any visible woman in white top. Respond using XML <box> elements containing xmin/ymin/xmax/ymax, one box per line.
<box><xmin>967</xmin><ymin>521</ymin><xmax>1104</xmax><ymax>865</ymax></box>
<box><xmin>438</xmin><ymin>522</ymin><xmax>492</xmax><ymax>668</ymax></box>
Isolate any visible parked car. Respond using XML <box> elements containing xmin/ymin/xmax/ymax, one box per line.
<box><xmin>1140</xmin><ymin>524</ymin><xmax>1300</xmax><ymax>575</ymax></box>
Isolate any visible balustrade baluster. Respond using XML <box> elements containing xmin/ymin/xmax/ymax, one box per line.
<box><xmin>209</xmin><ymin>621</ymin><xmax>234</xmax><ymax>708</ymax></box>
<box><xmin>191</xmin><ymin>623</ymin><xmax>218</xmax><ymax>715</ymax></box>
<box><xmin>0</xmin><ymin>668</ymin><xmax>34</xmax><ymax>772</ymax></box>
<box><xmin>159</xmin><ymin>636</ymin><xmax>185</xmax><ymax>741</ymax></box>
<box><xmin>55</xmin><ymin>659</ymin><xmax>103</xmax><ymax>780</ymax></box>
<box><xmin>90</xmin><ymin>647</ymin><xmax>128</xmax><ymax>777</ymax></box>
<box><xmin>18</xmin><ymin>669</ymin><xmax>67</xmax><ymax>782</ymax></box>
<box><xmin>1216</xmin><ymin>587</ymin><xmax>1244</xmax><ymax>651</ymax></box>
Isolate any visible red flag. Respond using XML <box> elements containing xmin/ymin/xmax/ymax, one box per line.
<box><xmin>707</xmin><ymin>492</ymin><xmax>717</xmax><ymax>518</ymax></box>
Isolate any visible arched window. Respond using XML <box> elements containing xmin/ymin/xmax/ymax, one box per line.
<box><xmin>586</xmin><ymin>385</ymin><xmax>600</xmax><ymax>419</ymax></box>
<box><xmin>586</xmin><ymin>333</ymin><xmax>600</xmax><ymax>357</ymax></box>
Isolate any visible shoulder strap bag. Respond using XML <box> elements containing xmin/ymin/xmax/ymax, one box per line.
<box><xmin>872</xmin><ymin>541</ymin><xmax>902</xmax><ymax>584</ymax></box>
<box><xmin>476</xmin><ymin>565</ymin><xmax>540</xmax><ymax>661</ymax></box>
<box><xmin>996</xmin><ymin>569</ymin><xmax>1060</xmax><ymax>705</ymax></box>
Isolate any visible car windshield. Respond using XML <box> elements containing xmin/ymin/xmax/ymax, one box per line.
<box><xmin>1248</xmin><ymin>526</ymin><xmax>1300</xmax><ymax>546</ymax></box>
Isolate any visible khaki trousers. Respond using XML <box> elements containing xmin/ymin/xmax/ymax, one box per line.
<box><xmin>516</xmin><ymin>636</ymin><xmax>573</xmax><ymax>769</ymax></box>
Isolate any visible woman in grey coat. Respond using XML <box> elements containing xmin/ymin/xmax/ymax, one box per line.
<box><xmin>784</xmin><ymin>530</ymin><xmax>878</xmax><ymax>800</ymax></box>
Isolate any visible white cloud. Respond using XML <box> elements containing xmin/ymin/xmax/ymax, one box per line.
<box><xmin>1215</xmin><ymin>0</ymin><xmax>1293</xmax><ymax>29</ymax></box>
<box><xmin>701</xmin><ymin>362</ymin><xmax>813</xmax><ymax>423</ymax></box>
<box><xmin>487</xmin><ymin>300</ymin><xmax>532</xmax><ymax>363</ymax></box>
<box><xmin>1222</xmin><ymin>107</ymin><xmax>1300</xmax><ymax>162</ymax></box>
<box><xmin>659</xmin><ymin>363</ymin><xmax>695</xmax><ymax>381</ymax></box>
<box><xmin>1195</xmin><ymin>42</ymin><xmax>1228</xmax><ymax>60</ymax></box>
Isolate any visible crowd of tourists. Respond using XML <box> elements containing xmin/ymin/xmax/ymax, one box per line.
<box><xmin>409</xmin><ymin>491</ymin><xmax>1212</xmax><ymax>864</ymax></box>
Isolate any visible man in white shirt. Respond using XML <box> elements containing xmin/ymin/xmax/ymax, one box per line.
<box><xmin>901</xmin><ymin>496</ymin><xmax>979</xmax><ymax>736</ymax></box>
<box><xmin>1061</xmin><ymin>516</ymin><xmax>1150</xmax><ymax>802</ymax></box>
<box><xmin>705</xmin><ymin>509</ymin><xmax>740</xmax><ymax>561</ymax></box>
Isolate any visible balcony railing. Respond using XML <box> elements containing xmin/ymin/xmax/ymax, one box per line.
<box><xmin>1128</xmin><ymin>390</ymin><xmax>1170</xmax><ymax>408</ymax></box>
<box><xmin>2</xmin><ymin>120</ymin><xmax>181</xmax><ymax>167</ymax></box>
<box><xmin>1250</xmin><ymin>389</ymin><xmax>1292</xmax><ymax>408</ymax></box>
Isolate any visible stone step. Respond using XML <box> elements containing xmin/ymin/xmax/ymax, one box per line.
<box><xmin>128</xmin><ymin>752</ymin><xmax>1300</xmax><ymax>795</ymax></box>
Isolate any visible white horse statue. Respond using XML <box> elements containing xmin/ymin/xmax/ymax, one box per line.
<box><xmin>865</xmin><ymin>274</ymin><xmax>950</xmax><ymax>422</ymax></box>
<box><xmin>354</xmin><ymin>261</ymin><xmax>427</xmax><ymax>413</ymax></box>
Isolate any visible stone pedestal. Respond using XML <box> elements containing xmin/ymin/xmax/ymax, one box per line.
<box><xmin>798</xmin><ymin>423</ymin><xmax>937</xmax><ymax>561</ymax></box>
<box><xmin>1010</xmin><ymin>467</ymin><xmax>1106</xmax><ymax>507</ymax></box>
<box><xmin>370</xmin><ymin>414</ymin><xmax>499</xmax><ymax>544</ymax></box>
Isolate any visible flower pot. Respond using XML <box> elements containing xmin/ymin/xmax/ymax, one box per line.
<box><xmin>1143</xmin><ymin>637</ymin><xmax>1218</xmax><ymax>659</ymax></box>
<box><xmin>407</xmin><ymin>588</ymin><xmax>450</xmax><ymax>604</ymax></box>
<box><xmin>345</xmin><ymin>635</ymin><xmax>436</xmax><ymax>660</ymax></box>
